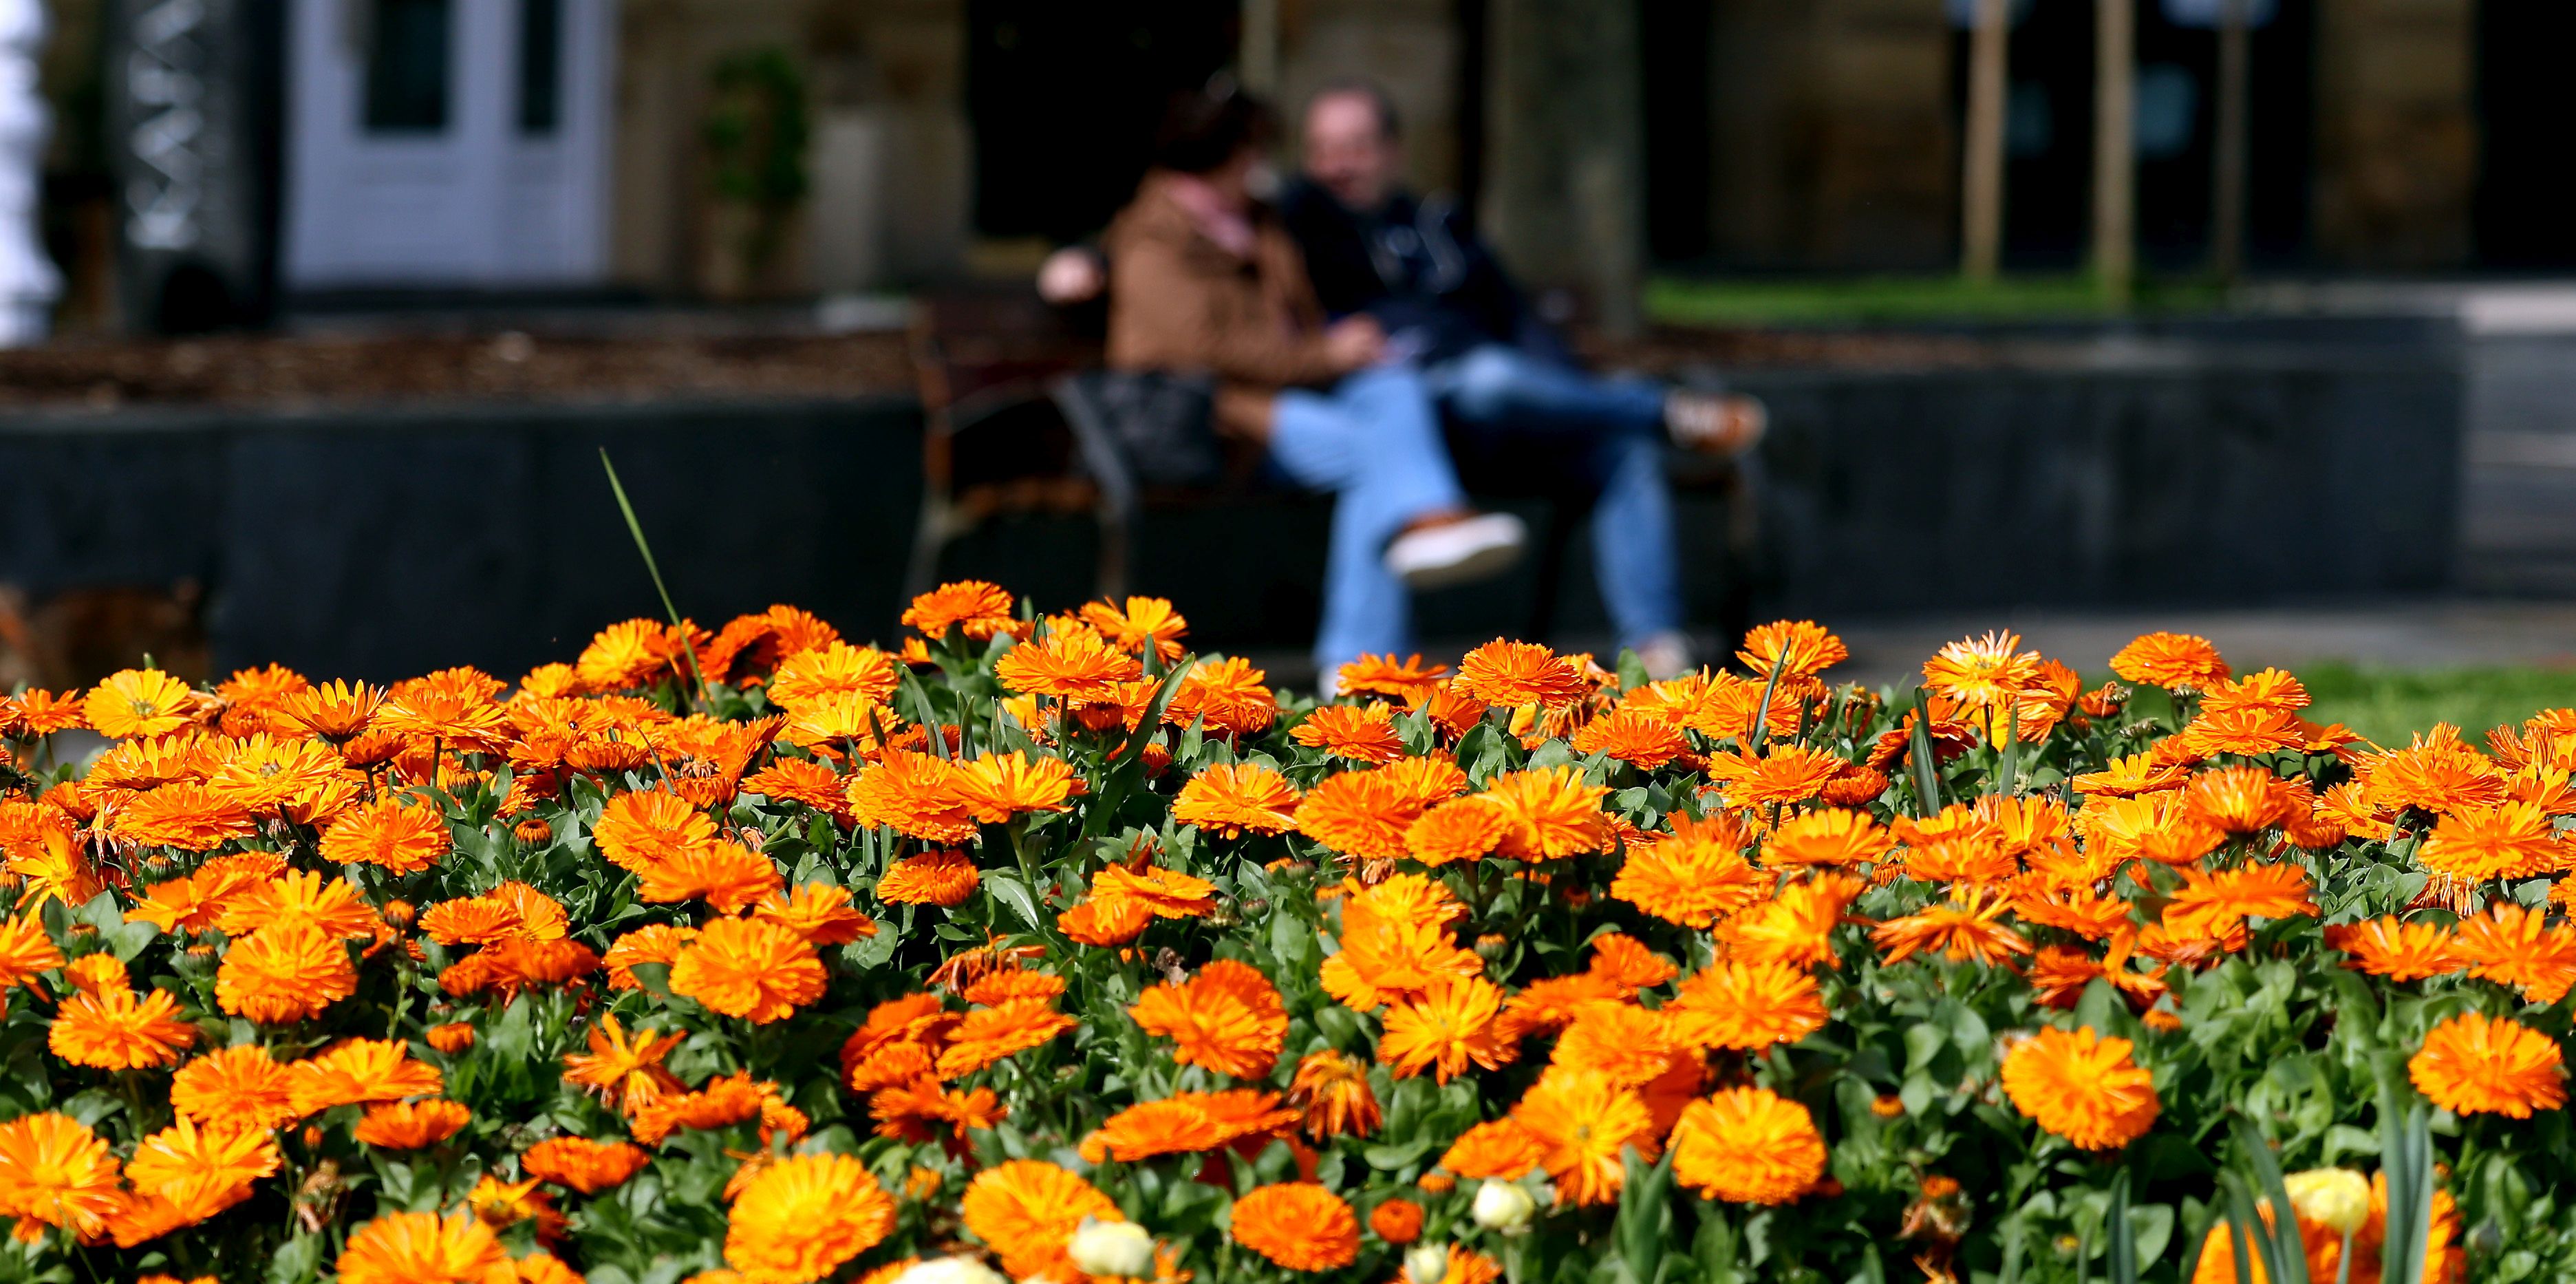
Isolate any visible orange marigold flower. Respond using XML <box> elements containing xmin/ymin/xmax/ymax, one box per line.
<box><xmin>1671</xmin><ymin>1086</ymin><xmax>1828</xmax><ymax>1205</ymax></box>
<box><xmin>847</xmin><ymin>749</ymin><xmax>980</xmax><ymax>845</ymax></box>
<box><xmin>1091</xmin><ymin>862</ymin><xmax>1219</xmax><ymax>919</ymax></box>
<box><xmin>668</xmin><ymin>917</ymin><xmax>826</xmax><ymax>1024</ymax></box>
<box><xmin>1609</xmin><ymin>813</ymin><xmax>1764</xmax><ymax>929</ymax></box>
<box><xmin>1871</xmin><ymin>888</ymin><xmax>2032</xmax><ymax>966</ymax></box>
<box><xmin>2325</xmin><ymin>917</ymin><xmax>2460</xmax><ymax>981</ymax></box>
<box><xmin>996</xmin><ymin>626</ymin><xmax>1142</xmax><ymax>701</ymax></box>
<box><xmin>1379</xmin><ymin>975</ymin><xmax>1513</xmax><ymax>1083</ymax></box>
<box><xmin>354</xmin><ymin>1100</ymin><xmax>471</xmax><ymax>1148</ymax></box>
<box><xmin>1999</xmin><ymin>1027</ymin><xmax>2159</xmax><ymax>1148</ymax></box>
<box><xmin>1174</xmin><ymin>762</ymin><xmax>1301</xmax><ymax>837</ymax></box>
<box><xmin>952</xmin><ymin>751</ymin><xmax>1082</xmax><ymax>822</ymax></box>
<box><xmin>1296</xmin><ymin>767</ymin><xmax>1419</xmax><ymax>859</ymax></box>
<box><xmin>2178</xmin><ymin>706</ymin><xmax>2308</xmax><ymax>758</ymax></box>
<box><xmin>1666</xmin><ymin>961</ymin><xmax>1827</xmax><ymax>1051</ymax></box>
<box><xmin>1371</xmin><ymin>1197</ymin><xmax>1425</xmax><ymax>1243</ymax></box>
<box><xmin>1078</xmin><ymin>1098</ymin><xmax>1227</xmax><ymax>1162</ymax></box>
<box><xmin>1338</xmin><ymin>653</ymin><xmax>1451</xmax><ymax>701</ymax></box>
<box><xmin>2409</xmin><ymin>1012</ymin><xmax>2566</xmax><ymax>1118</ymax></box>
<box><xmin>2161</xmin><ymin>862</ymin><xmax>2316</xmax><ymax>939</ymax></box>
<box><xmin>1706</xmin><ymin>742</ymin><xmax>1846</xmax><ymax>809</ymax></box>
<box><xmin>125</xmin><ymin>1115</ymin><xmax>279</xmax><ymax>1211</ymax></box>
<box><xmin>1738</xmin><ymin>620</ymin><xmax>1849</xmax><ymax>681</ymax></box>
<box><xmin>48</xmin><ymin>985</ymin><xmax>197</xmax><ymax>1069</ymax></box>
<box><xmin>1922</xmin><ymin>632</ymin><xmax>2041</xmax><ymax>709</ymax></box>
<box><xmin>1481</xmin><ymin>766</ymin><xmax>1611</xmax><ymax>859</ymax></box>
<box><xmin>723</xmin><ymin>1152</ymin><xmax>897</xmax><ymax>1284</ymax></box>
<box><xmin>936</xmin><ymin>998</ymin><xmax>1077</xmax><ymax>1076</ymax></box>
<box><xmin>960</xmin><ymin>1159</ymin><xmax>1122</xmax><ymax>1282</ymax></box>
<box><xmin>575</xmin><ymin>619</ymin><xmax>689</xmax><ymax>692</ymax></box>
<box><xmin>2181</xmin><ymin>764</ymin><xmax>2296</xmax><ymax>833</ymax></box>
<box><xmin>1512</xmin><ymin>1069</ymin><xmax>1657</xmax><ymax>1206</ymax></box>
<box><xmin>5</xmin><ymin>687</ymin><xmax>88</xmax><ymax>736</ymax></box>
<box><xmin>766</xmin><ymin>641</ymin><xmax>900</xmax><ymax>711</ymax></box>
<box><xmin>2071</xmin><ymin>752</ymin><xmax>2191</xmax><ymax>799</ymax></box>
<box><xmin>905</xmin><ymin>580</ymin><xmax>1019</xmax><ymax>641</ymax></box>
<box><xmin>1452</xmin><ymin>640</ymin><xmax>1587</xmax><ymax>709</ymax></box>
<box><xmin>1060</xmin><ymin>895</ymin><xmax>1152</xmax><ymax>947</ymax></box>
<box><xmin>593</xmin><ymin>789</ymin><xmax>719</xmax><ymax>873</ymax></box>
<box><xmin>1287</xmin><ymin>1050</ymin><xmax>1382</xmax><ymax>1139</ymax></box>
<box><xmin>601</xmin><ymin>923</ymin><xmax>697</xmax><ymax>992</ymax></box>
<box><xmin>1549</xmin><ymin>1001</ymin><xmax>1675</xmax><ymax>1087</ymax></box>
<box><xmin>171</xmin><ymin>1045</ymin><xmax>298</xmax><ymax>1131</ymax></box>
<box><xmin>216</xmin><ymin>924</ymin><xmax>359</xmax><ymax>1024</ymax></box>
<box><xmin>1569</xmin><ymin>707</ymin><xmax>1688</xmax><ymax>770</ymax></box>
<box><xmin>877</xmin><ymin>850</ymin><xmax>983</xmax><ymax>906</ymax></box>
<box><xmin>1294</xmin><ymin>703</ymin><xmax>1409</xmax><ymax>764</ymax></box>
<box><xmin>425</xmin><ymin>1023</ymin><xmax>477</xmax><ymax>1053</ymax></box>
<box><xmin>84</xmin><ymin>669</ymin><xmax>197</xmax><ymax>740</ymax></box>
<box><xmin>334</xmin><ymin>1210</ymin><xmax>507</xmax><ymax>1284</ymax></box>
<box><xmin>2419</xmin><ymin>801</ymin><xmax>2562</xmax><ymax>882</ymax></box>
<box><xmin>1230</xmin><ymin>1184</ymin><xmax>1361</xmax><ymax>1271</ymax></box>
<box><xmin>2450</xmin><ymin>903</ymin><xmax>2576</xmax><ymax>1005</ymax></box>
<box><xmin>2109</xmin><ymin>632</ymin><xmax>2230</xmax><ymax>690</ymax></box>
<box><xmin>1164</xmin><ymin>655</ymin><xmax>1280</xmax><ymax>736</ymax></box>
<box><xmin>521</xmin><ymin>1137</ymin><xmax>652</xmax><ymax>1195</ymax></box>
<box><xmin>319</xmin><ymin>795</ymin><xmax>452</xmax><ymax>875</ymax></box>
<box><xmin>1763</xmin><ymin>808</ymin><xmax>1893</xmax><ymax>868</ymax></box>
<box><xmin>0</xmin><ymin>1113</ymin><xmax>123</xmax><ymax>1239</ymax></box>
<box><xmin>635</xmin><ymin>839</ymin><xmax>785</xmax><ymax>914</ymax></box>
<box><xmin>286</xmin><ymin>1038</ymin><xmax>445</xmax><ymax>1117</ymax></box>
<box><xmin>1439</xmin><ymin>1117</ymin><xmax>1544</xmax><ymax>1179</ymax></box>
<box><xmin>112</xmin><ymin>782</ymin><xmax>257</xmax><ymax>851</ymax></box>
<box><xmin>1130</xmin><ymin>959</ymin><xmax>1288</xmax><ymax>1080</ymax></box>
<box><xmin>1406</xmin><ymin>799</ymin><xmax>1508</xmax><ymax>866</ymax></box>
<box><xmin>751</xmin><ymin>883</ymin><xmax>878</xmax><ymax>945</ymax></box>
<box><xmin>0</xmin><ymin>914</ymin><xmax>67</xmax><ymax>989</ymax></box>
<box><xmin>1080</xmin><ymin>595</ymin><xmax>1190</xmax><ymax>660</ymax></box>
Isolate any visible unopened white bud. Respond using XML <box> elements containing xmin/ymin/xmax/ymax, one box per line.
<box><xmin>1470</xmin><ymin>1179</ymin><xmax>1536</xmax><ymax>1233</ymax></box>
<box><xmin>1068</xmin><ymin>1219</ymin><xmax>1157</xmax><ymax>1278</ymax></box>
<box><xmin>1406</xmin><ymin>1243</ymin><xmax>1454</xmax><ymax>1284</ymax></box>
<box><xmin>2283</xmin><ymin>1168</ymin><xmax>2371</xmax><ymax>1237</ymax></box>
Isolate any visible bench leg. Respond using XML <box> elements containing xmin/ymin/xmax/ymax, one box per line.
<box><xmin>1095</xmin><ymin>502</ymin><xmax>1131</xmax><ymax>603</ymax></box>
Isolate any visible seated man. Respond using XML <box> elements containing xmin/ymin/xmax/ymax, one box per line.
<box><xmin>1280</xmin><ymin>81</ymin><xmax>1765</xmax><ymax>678</ymax></box>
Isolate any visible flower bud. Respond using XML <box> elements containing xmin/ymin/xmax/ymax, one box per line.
<box><xmin>1067</xmin><ymin>1219</ymin><xmax>1156</xmax><ymax>1278</ymax></box>
<box><xmin>2282</xmin><ymin>1168</ymin><xmax>2370</xmax><ymax>1237</ymax></box>
<box><xmin>1470</xmin><ymin>1179</ymin><xmax>1536</xmax><ymax>1233</ymax></box>
<box><xmin>1406</xmin><ymin>1244</ymin><xmax>1453</xmax><ymax>1284</ymax></box>
<box><xmin>894</xmin><ymin>1257</ymin><xmax>1010</xmax><ymax>1284</ymax></box>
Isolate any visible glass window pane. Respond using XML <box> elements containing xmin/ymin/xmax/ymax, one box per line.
<box><xmin>519</xmin><ymin>0</ymin><xmax>562</xmax><ymax>134</ymax></box>
<box><xmin>364</xmin><ymin>0</ymin><xmax>451</xmax><ymax>132</ymax></box>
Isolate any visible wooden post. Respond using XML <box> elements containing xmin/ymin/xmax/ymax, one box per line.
<box><xmin>2090</xmin><ymin>0</ymin><xmax>2135</xmax><ymax>303</ymax></box>
<box><xmin>2209</xmin><ymin>0</ymin><xmax>2251</xmax><ymax>281</ymax></box>
<box><xmin>1960</xmin><ymin>0</ymin><xmax>2010</xmax><ymax>283</ymax></box>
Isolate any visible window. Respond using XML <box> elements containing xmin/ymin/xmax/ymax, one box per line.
<box><xmin>519</xmin><ymin>0</ymin><xmax>563</xmax><ymax>134</ymax></box>
<box><xmin>363</xmin><ymin>0</ymin><xmax>451</xmax><ymax>133</ymax></box>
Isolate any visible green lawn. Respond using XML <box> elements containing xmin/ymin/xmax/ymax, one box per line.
<box><xmin>2294</xmin><ymin>663</ymin><xmax>2576</xmax><ymax>749</ymax></box>
<box><xmin>1644</xmin><ymin>273</ymin><xmax>2228</xmax><ymax>326</ymax></box>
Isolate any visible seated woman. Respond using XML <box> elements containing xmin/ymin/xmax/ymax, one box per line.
<box><xmin>1104</xmin><ymin>85</ymin><xmax>1525</xmax><ymax>683</ymax></box>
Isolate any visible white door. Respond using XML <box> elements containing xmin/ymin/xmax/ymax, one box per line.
<box><xmin>283</xmin><ymin>0</ymin><xmax>612</xmax><ymax>288</ymax></box>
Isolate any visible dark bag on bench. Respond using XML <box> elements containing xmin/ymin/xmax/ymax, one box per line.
<box><xmin>1055</xmin><ymin>370</ymin><xmax>1223</xmax><ymax>494</ymax></box>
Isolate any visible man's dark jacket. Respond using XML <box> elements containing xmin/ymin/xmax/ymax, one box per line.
<box><xmin>1278</xmin><ymin>179</ymin><xmax>1560</xmax><ymax>366</ymax></box>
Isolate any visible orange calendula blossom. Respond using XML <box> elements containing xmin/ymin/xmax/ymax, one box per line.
<box><xmin>2409</xmin><ymin>1012</ymin><xmax>2567</xmax><ymax>1117</ymax></box>
<box><xmin>1999</xmin><ymin>1027</ymin><xmax>2159</xmax><ymax>1149</ymax></box>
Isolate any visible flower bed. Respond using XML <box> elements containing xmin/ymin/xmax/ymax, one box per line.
<box><xmin>0</xmin><ymin>584</ymin><xmax>2564</xmax><ymax>1284</ymax></box>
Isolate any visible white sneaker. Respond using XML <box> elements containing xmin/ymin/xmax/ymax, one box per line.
<box><xmin>1384</xmin><ymin>513</ymin><xmax>1529</xmax><ymax>590</ymax></box>
<box><xmin>1633</xmin><ymin>630</ymin><xmax>1697</xmax><ymax>680</ymax></box>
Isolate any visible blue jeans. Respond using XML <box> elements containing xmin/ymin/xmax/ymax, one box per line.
<box><xmin>1269</xmin><ymin>365</ymin><xmax>1467</xmax><ymax>673</ymax></box>
<box><xmin>1424</xmin><ymin>344</ymin><xmax>1684</xmax><ymax>648</ymax></box>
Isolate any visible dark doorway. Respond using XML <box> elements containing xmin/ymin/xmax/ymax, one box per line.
<box><xmin>1949</xmin><ymin>0</ymin><xmax>2312</xmax><ymax>271</ymax></box>
<box><xmin>966</xmin><ymin>1</ymin><xmax>1241</xmax><ymax>244</ymax></box>
<box><xmin>2476</xmin><ymin>0</ymin><xmax>2576</xmax><ymax>268</ymax></box>
<box><xmin>1641</xmin><ymin>0</ymin><xmax>1713</xmax><ymax>264</ymax></box>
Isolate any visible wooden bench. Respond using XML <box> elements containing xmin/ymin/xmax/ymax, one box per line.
<box><xmin>903</xmin><ymin>288</ymin><xmax>1760</xmax><ymax>647</ymax></box>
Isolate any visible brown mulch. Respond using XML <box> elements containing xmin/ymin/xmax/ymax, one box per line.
<box><xmin>0</xmin><ymin>330</ymin><xmax>916</xmax><ymax>412</ymax></box>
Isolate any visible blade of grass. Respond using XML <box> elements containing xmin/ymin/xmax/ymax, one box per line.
<box><xmin>2233</xmin><ymin>1117</ymin><xmax>2312</xmax><ymax>1284</ymax></box>
<box><xmin>1909</xmin><ymin>687</ymin><xmax>1943</xmax><ymax>815</ymax></box>
<box><xmin>2107</xmin><ymin>1168</ymin><xmax>2138</xmax><ymax>1284</ymax></box>
<box><xmin>599</xmin><ymin>449</ymin><xmax>709</xmax><ymax>705</ymax></box>
<box><xmin>2380</xmin><ymin>1088</ymin><xmax>2433</xmax><ymax>1284</ymax></box>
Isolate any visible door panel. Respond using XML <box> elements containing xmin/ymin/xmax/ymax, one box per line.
<box><xmin>285</xmin><ymin>0</ymin><xmax>610</xmax><ymax>288</ymax></box>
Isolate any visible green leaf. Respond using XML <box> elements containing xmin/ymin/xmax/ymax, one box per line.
<box><xmin>983</xmin><ymin>870</ymin><xmax>1047</xmax><ymax>935</ymax></box>
<box><xmin>2107</xmin><ymin>1169</ymin><xmax>2139</xmax><ymax>1284</ymax></box>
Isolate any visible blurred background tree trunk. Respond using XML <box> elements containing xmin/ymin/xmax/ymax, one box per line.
<box><xmin>1482</xmin><ymin>0</ymin><xmax>1643</xmax><ymax>339</ymax></box>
